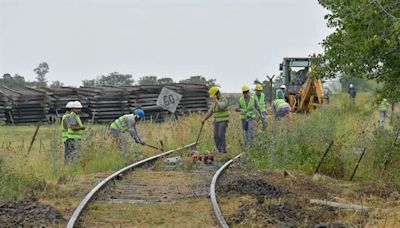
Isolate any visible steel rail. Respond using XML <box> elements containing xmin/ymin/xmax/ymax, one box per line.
<box><xmin>210</xmin><ymin>153</ymin><xmax>243</xmax><ymax>228</ymax></box>
<box><xmin>67</xmin><ymin>142</ymin><xmax>196</xmax><ymax>228</ymax></box>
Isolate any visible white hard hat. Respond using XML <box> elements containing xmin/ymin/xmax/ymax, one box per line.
<box><xmin>349</xmin><ymin>84</ymin><xmax>353</xmax><ymax>88</ymax></box>
<box><xmin>280</xmin><ymin>85</ymin><xmax>286</xmax><ymax>90</ymax></box>
<box><xmin>65</xmin><ymin>101</ymin><xmax>74</xmax><ymax>108</ymax></box>
<box><xmin>72</xmin><ymin>101</ymin><xmax>83</xmax><ymax>108</ymax></box>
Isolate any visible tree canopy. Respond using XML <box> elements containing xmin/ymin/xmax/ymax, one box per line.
<box><xmin>318</xmin><ymin>0</ymin><xmax>400</xmax><ymax>100</ymax></box>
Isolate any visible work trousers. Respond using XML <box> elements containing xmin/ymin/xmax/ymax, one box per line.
<box><xmin>64</xmin><ymin>139</ymin><xmax>80</xmax><ymax>164</ymax></box>
<box><xmin>241</xmin><ymin>119</ymin><xmax>255</xmax><ymax>147</ymax></box>
<box><xmin>260</xmin><ymin>111</ymin><xmax>267</xmax><ymax>130</ymax></box>
<box><xmin>214</xmin><ymin>121</ymin><xmax>228</xmax><ymax>153</ymax></box>
<box><xmin>275</xmin><ymin>106</ymin><xmax>290</xmax><ymax>120</ymax></box>
<box><xmin>380</xmin><ymin>110</ymin><xmax>387</xmax><ymax>128</ymax></box>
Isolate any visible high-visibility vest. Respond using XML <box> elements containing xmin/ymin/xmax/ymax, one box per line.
<box><xmin>239</xmin><ymin>96</ymin><xmax>256</xmax><ymax>120</ymax></box>
<box><xmin>274</xmin><ymin>99</ymin><xmax>289</xmax><ymax>111</ymax></box>
<box><xmin>213</xmin><ymin>98</ymin><xmax>229</xmax><ymax>122</ymax></box>
<box><xmin>276</xmin><ymin>89</ymin><xmax>285</xmax><ymax>99</ymax></box>
<box><xmin>67</xmin><ymin>112</ymin><xmax>83</xmax><ymax>140</ymax></box>
<box><xmin>379</xmin><ymin>100</ymin><xmax>389</xmax><ymax>111</ymax></box>
<box><xmin>61</xmin><ymin>112</ymin><xmax>70</xmax><ymax>142</ymax></box>
<box><xmin>111</xmin><ymin>114</ymin><xmax>134</xmax><ymax>131</ymax></box>
<box><xmin>256</xmin><ymin>93</ymin><xmax>266</xmax><ymax>112</ymax></box>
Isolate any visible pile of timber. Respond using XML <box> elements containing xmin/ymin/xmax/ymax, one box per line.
<box><xmin>77</xmin><ymin>86</ymin><xmax>130</xmax><ymax>123</ymax></box>
<box><xmin>125</xmin><ymin>84</ymin><xmax>209</xmax><ymax>122</ymax></box>
<box><xmin>0</xmin><ymin>90</ymin><xmax>9</xmax><ymax>124</ymax></box>
<box><xmin>45</xmin><ymin>87</ymin><xmax>89</xmax><ymax>121</ymax></box>
<box><xmin>0</xmin><ymin>83</ymin><xmax>210</xmax><ymax>124</ymax></box>
<box><xmin>0</xmin><ymin>86</ymin><xmax>50</xmax><ymax>124</ymax></box>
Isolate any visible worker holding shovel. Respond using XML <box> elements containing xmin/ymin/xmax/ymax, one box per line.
<box><xmin>110</xmin><ymin>109</ymin><xmax>146</xmax><ymax>155</ymax></box>
<box><xmin>202</xmin><ymin>86</ymin><xmax>229</xmax><ymax>153</ymax></box>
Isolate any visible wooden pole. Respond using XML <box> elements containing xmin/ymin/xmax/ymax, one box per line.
<box><xmin>196</xmin><ymin>122</ymin><xmax>204</xmax><ymax>144</ymax></box>
<box><xmin>267</xmin><ymin>74</ymin><xmax>275</xmax><ymax>106</ymax></box>
<box><xmin>314</xmin><ymin>140</ymin><xmax>334</xmax><ymax>175</ymax></box>
<box><xmin>349</xmin><ymin>148</ymin><xmax>367</xmax><ymax>181</ymax></box>
<box><xmin>28</xmin><ymin>123</ymin><xmax>41</xmax><ymax>153</ymax></box>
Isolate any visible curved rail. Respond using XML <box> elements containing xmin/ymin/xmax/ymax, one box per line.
<box><xmin>210</xmin><ymin>153</ymin><xmax>243</xmax><ymax>228</ymax></box>
<box><xmin>67</xmin><ymin>142</ymin><xmax>196</xmax><ymax>228</ymax></box>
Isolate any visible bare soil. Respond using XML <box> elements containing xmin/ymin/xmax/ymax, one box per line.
<box><xmin>0</xmin><ymin>197</ymin><xmax>66</xmax><ymax>227</ymax></box>
<box><xmin>216</xmin><ymin>169</ymin><xmax>393</xmax><ymax>227</ymax></box>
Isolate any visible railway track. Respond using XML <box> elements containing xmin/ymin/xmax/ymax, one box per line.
<box><xmin>67</xmin><ymin>141</ymin><xmax>245</xmax><ymax>227</ymax></box>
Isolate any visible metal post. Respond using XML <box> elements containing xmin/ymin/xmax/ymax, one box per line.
<box><xmin>314</xmin><ymin>140</ymin><xmax>334</xmax><ymax>175</ymax></box>
<box><xmin>350</xmin><ymin>148</ymin><xmax>367</xmax><ymax>181</ymax></box>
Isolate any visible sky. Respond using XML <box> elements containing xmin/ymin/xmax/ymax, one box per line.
<box><xmin>0</xmin><ymin>0</ymin><xmax>331</xmax><ymax>92</ymax></box>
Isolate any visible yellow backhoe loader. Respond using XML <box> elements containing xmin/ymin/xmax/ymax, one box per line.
<box><xmin>279</xmin><ymin>56</ymin><xmax>325</xmax><ymax>112</ymax></box>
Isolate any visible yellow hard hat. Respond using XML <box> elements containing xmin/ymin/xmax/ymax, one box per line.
<box><xmin>255</xmin><ymin>84</ymin><xmax>263</xmax><ymax>91</ymax></box>
<box><xmin>209</xmin><ymin>86</ymin><xmax>219</xmax><ymax>97</ymax></box>
<box><xmin>242</xmin><ymin>85</ymin><xmax>250</xmax><ymax>92</ymax></box>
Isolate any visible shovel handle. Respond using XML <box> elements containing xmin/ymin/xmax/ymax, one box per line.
<box><xmin>144</xmin><ymin>143</ymin><xmax>161</xmax><ymax>150</ymax></box>
<box><xmin>196</xmin><ymin>122</ymin><xmax>204</xmax><ymax>144</ymax></box>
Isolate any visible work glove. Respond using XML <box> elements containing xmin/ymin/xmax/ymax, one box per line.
<box><xmin>140</xmin><ymin>141</ymin><xmax>146</xmax><ymax>146</ymax></box>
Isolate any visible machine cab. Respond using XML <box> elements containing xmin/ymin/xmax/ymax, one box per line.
<box><xmin>279</xmin><ymin>57</ymin><xmax>312</xmax><ymax>95</ymax></box>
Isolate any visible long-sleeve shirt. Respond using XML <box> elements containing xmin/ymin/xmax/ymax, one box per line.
<box><xmin>204</xmin><ymin>96</ymin><xmax>229</xmax><ymax>120</ymax></box>
<box><xmin>125</xmin><ymin>117</ymin><xmax>143</xmax><ymax>144</ymax></box>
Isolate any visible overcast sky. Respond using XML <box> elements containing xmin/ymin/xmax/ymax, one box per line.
<box><xmin>0</xmin><ymin>0</ymin><xmax>331</xmax><ymax>92</ymax></box>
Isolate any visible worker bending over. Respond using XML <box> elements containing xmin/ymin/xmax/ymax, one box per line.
<box><xmin>236</xmin><ymin>85</ymin><xmax>261</xmax><ymax>147</ymax></box>
<box><xmin>273</xmin><ymin>92</ymin><xmax>292</xmax><ymax>120</ymax></box>
<box><xmin>110</xmin><ymin>109</ymin><xmax>146</xmax><ymax>151</ymax></box>
<box><xmin>202</xmin><ymin>86</ymin><xmax>229</xmax><ymax>153</ymax></box>
<box><xmin>255</xmin><ymin>84</ymin><xmax>268</xmax><ymax>130</ymax></box>
<box><xmin>65</xmin><ymin>101</ymin><xmax>86</xmax><ymax>164</ymax></box>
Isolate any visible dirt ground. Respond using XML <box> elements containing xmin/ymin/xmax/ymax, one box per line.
<box><xmin>0</xmin><ymin>197</ymin><xmax>66</xmax><ymax>227</ymax></box>
<box><xmin>217</xmin><ymin>169</ymin><xmax>400</xmax><ymax>227</ymax></box>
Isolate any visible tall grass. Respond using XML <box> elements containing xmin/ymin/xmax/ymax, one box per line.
<box><xmin>0</xmin><ymin>112</ymin><xmax>244</xmax><ymax>201</ymax></box>
<box><xmin>247</xmin><ymin>93</ymin><xmax>400</xmax><ymax>185</ymax></box>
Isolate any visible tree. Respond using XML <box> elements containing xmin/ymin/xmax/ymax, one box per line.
<box><xmin>180</xmin><ymin>75</ymin><xmax>218</xmax><ymax>87</ymax></box>
<box><xmin>0</xmin><ymin>73</ymin><xmax>28</xmax><ymax>88</ymax></box>
<box><xmin>82</xmin><ymin>72</ymin><xmax>134</xmax><ymax>86</ymax></box>
<box><xmin>317</xmin><ymin>0</ymin><xmax>400</xmax><ymax>101</ymax></box>
<box><xmin>33</xmin><ymin>62</ymin><xmax>49</xmax><ymax>88</ymax></box>
<box><xmin>82</xmin><ymin>79</ymin><xmax>96</xmax><ymax>87</ymax></box>
<box><xmin>50</xmin><ymin>80</ymin><xmax>64</xmax><ymax>88</ymax></box>
<box><xmin>138</xmin><ymin>76</ymin><xmax>158</xmax><ymax>85</ymax></box>
<box><xmin>97</xmin><ymin>72</ymin><xmax>134</xmax><ymax>86</ymax></box>
<box><xmin>157</xmin><ymin>77</ymin><xmax>174</xmax><ymax>85</ymax></box>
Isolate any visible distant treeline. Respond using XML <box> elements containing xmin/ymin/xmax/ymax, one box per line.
<box><xmin>1</xmin><ymin>61</ymin><xmax>218</xmax><ymax>89</ymax></box>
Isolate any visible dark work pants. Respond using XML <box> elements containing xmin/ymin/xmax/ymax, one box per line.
<box><xmin>214</xmin><ymin>121</ymin><xmax>228</xmax><ymax>153</ymax></box>
<box><xmin>64</xmin><ymin>139</ymin><xmax>79</xmax><ymax>164</ymax></box>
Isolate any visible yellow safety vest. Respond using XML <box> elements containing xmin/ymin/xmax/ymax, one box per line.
<box><xmin>239</xmin><ymin>96</ymin><xmax>256</xmax><ymax>120</ymax></box>
<box><xmin>67</xmin><ymin>112</ymin><xmax>83</xmax><ymax>140</ymax></box>
<box><xmin>111</xmin><ymin>114</ymin><xmax>134</xmax><ymax>131</ymax></box>
<box><xmin>213</xmin><ymin>98</ymin><xmax>229</xmax><ymax>122</ymax></box>
<box><xmin>256</xmin><ymin>93</ymin><xmax>266</xmax><ymax>112</ymax></box>
<box><xmin>61</xmin><ymin>112</ymin><xmax>70</xmax><ymax>142</ymax></box>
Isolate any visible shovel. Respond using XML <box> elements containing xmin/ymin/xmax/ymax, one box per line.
<box><xmin>143</xmin><ymin>143</ymin><xmax>162</xmax><ymax>151</ymax></box>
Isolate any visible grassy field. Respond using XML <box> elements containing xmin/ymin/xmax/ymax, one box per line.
<box><xmin>0</xmin><ymin>92</ymin><xmax>399</xmax><ymax>225</ymax></box>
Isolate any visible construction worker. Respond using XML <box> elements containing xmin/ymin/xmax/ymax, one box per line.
<box><xmin>255</xmin><ymin>84</ymin><xmax>268</xmax><ymax>130</ymax></box>
<box><xmin>236</xmin><ymin>85</ymin><xmax>261</xmax><ymax>147</ymax></box>
<box><xmin>348</xmin><ymin>84</ymin><xmax>356</xmax><ymax>104</ymax></box>
<box><xmin>202</xmin><ymin>86</ymin><xmax>229</xmax><ymax>153</ymax></box>
<box><xmin>110</xmin><ymin>109</ymin><xmax>146</xmax><ymax>152</ymax></box>
<box><xmin>62</xmin><ymin>101</ymin><xmax>74</xmax><ymax>158</ymax></box>
<box><xmin>379</xmin><ymin>98</ymin><xmax>389</xmax><ymax>128</ymax></box>
<box><xmin>276</xmin><ymin>85</ymin><xmax>286</xmax><ymax>101</ymax></box>
<box><xmin>65</xmin><ymin>101</ymin><xmax>86</xmax><ymax>164</ymax></box>
<box><xmin>273</xmin><ymin>91</ymin><xmax>292</xmax><ymax>120</ymax></box>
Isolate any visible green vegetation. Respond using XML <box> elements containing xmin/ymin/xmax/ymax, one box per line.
<box><xmin>0</xmin><ymin>92</ymin><xmax>398</xmax><ymax>202</ymax></box>
<box><xmin>247</xmin><ymin>93</ymin><xmax>400</xmax><ymax>184</ymax></box>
